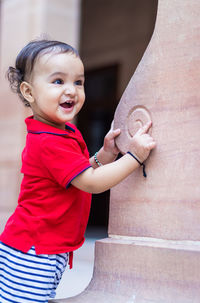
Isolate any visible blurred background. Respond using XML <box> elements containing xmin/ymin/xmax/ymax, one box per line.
<box><xmin>0</xmin><ymin>0</ymin><xmax>157</xmax><ymax>299</ymax></box>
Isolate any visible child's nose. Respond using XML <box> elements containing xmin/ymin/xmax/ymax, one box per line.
<box><xmin>64</xmin><ymin>84</ymin><xmax>76</xmax><ymax>96</ymax></box>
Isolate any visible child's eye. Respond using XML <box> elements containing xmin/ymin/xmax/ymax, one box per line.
<box><xmin>75</xmin><ymin>80</ymin><xmax>83</xmax><ymax>86</ymax></box>
<box><xmin>53</xmin><ymin>79</ymin><xmax>64</xmax><ymax>85</ymax></box>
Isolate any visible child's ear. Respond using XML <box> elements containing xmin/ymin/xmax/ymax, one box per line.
<box><xmin>20</xmin><ymin>81</ymin><xmax>34</xmax><ymax>103</ymax></box>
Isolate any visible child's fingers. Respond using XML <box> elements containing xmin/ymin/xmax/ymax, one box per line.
<box><xmin>137</xmin><ymin>121</ymin><xmax>152</xmax><ymax>135</ymax></box>
<box><xmin>113</xmin><ymin>128</ymin><xmax>121</xmax><ymax>136</ymax></box>
<box><xmin>146</xmin><ymin>140</ymin><xmax>156</xmax><ymax>150</ymax></box>
<box><xmin>105</xmin><ymin>128</ymin><xmax>121</xmax><ymax>140</ymax></box>
<box><xmin>142</xmin><ymin>134</ymin><xmax>156</xmax><ymax>146</ymax></box>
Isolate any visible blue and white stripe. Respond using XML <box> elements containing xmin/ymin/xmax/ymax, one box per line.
<box><xmin>0</xmin><ymin>242</ymin><xmax>68</xmax><ymax>303</ymax></box>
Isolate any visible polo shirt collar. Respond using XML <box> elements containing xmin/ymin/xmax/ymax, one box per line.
<box><xmin>25</xmin><ymin>116</ymin><xmax>75</xmax><ymax>135</ymax></box>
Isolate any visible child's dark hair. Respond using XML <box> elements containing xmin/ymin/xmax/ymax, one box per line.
<box><xmin>6</xmin><ymin>39</ymin><xmax>79</xmax><ymax>107</ymax></box>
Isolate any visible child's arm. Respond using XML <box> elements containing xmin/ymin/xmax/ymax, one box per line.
<box><xmin>71</xmin><ymin>121</ymin><xmax>156</xmax><ymax>193</ymax></box>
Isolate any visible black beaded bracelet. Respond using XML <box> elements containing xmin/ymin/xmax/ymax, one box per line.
<box><xmin>127</xmin><ymin>151</ymin><xmax>147</xmax><ymax>178</ymax></box>
<box><xmin>94</xmin><ymin>152</ymin><xmax>102</xmax><ymax>167</ymax></box>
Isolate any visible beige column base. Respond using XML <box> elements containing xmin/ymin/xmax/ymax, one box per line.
<box><xmin>51</xmin><ymin>237</ymin><xmax>200</xmax><ymax>303</ymax></box>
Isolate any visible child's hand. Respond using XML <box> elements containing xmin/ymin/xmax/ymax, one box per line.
<box><xmin>129</xmin><ymin>121</ymin><xmax>156</xmax><ymax>163</ymax></box>
<box><xmin>90</xmin><ymin>123</ymin><xmax>121</xmax><ymax>168</ymax></box>
<box><xmin>103</xmin><ymin>127</ymin><xmax>121</xmax><ymax>156</ymax></box>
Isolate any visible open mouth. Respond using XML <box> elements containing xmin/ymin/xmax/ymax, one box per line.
<box><xmin>60</xmin><ymin>101</ymin><xmax>75</xmax><ymax>109</ymax></box>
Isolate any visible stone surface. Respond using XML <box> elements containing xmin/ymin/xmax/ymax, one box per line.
<box><xmin>52</xmin><ymin>238</ymin><xmax>200</xmax><ymax>303</ymax></box>
<box><xmin>112</xmin><ymin>0</ymin><xmax>200</xmax><ymax>240</ymax></box>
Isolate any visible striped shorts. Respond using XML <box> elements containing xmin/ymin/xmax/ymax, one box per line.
<box><xmin>0</xmin><ymin>242</ymin><xmax>68</xmax><ymax>303</ymax></box>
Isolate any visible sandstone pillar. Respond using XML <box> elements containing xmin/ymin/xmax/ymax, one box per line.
<box><xmin>52</xmin><ymin>0</ymin><xmax>200</xmax><ymax>302</ymax></box>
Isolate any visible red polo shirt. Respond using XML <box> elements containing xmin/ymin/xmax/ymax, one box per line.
<box><xmin>0</xmin><ymin>116</ymin><xmax>92</xmax><ymax>255</ymax></box>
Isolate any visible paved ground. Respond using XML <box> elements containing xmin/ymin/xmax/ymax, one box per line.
<box><xmin>55</xmin><ymin>227</ymin><xmax>107</xmax><ymax>300</ymax></box>
<box><xmin>0</xmin><ymin>212</ymin><xmax>106</xmax><ymax>300</ymax></box>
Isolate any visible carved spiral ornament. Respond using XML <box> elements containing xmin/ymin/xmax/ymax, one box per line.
<box><xmin>127</xmin><ymin>106</ymin><xmax>152</xmax><ymax>138</ymax></box>
<box><xmin>114</xmin><ymin>105</ymin><xmax>152</xmax><ymax>154</ymax></box>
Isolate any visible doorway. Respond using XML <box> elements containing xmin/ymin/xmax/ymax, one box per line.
<box><xmin>77</xmin><ymin>64</ymin><xmax>119</xmax><ymax>228</ymax></box>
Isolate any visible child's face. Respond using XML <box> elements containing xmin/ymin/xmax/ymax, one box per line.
<box><xmin>23</xmin><ymin>52</ymin><xmax>85</xmax><ymax>129</ymax></box>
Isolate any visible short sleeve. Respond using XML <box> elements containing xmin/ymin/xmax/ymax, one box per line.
<box><xmin>41</xmin><ymin>135</ymin><xmax>91</xmax><ymax>188</ymax></box>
